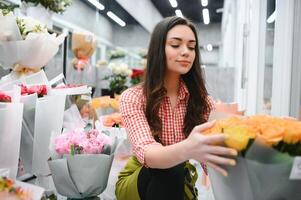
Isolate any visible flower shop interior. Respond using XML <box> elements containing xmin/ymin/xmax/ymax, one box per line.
<box><xmin>0</xmin><ymin>0</ymin><xmax>301</xmax><ymax>200</ymax></box>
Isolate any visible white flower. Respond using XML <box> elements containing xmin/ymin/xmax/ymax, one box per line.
<box><xmin>108</xmin><ymin>62</ymin><xmax>131</xmax><ymax>76</ymax></box>
<box><xmin>17</xmin><ymin>16</ymin><xmax>47</xmax><ymax>39</ymax></box>
<box><xmin>23</xmin><ymin>17</ymin><xmax>47</xmax><ymax>33</ymax></box>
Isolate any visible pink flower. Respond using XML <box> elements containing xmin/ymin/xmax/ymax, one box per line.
<box><xmin>19</xmin><ymin>84</ymin><xmax>47</xmax><ymax>97</ymax></box>
<box><xmin>54</xmin><ymin>129</ymin><xmax>111</xmax><ymax>155</ymax></box>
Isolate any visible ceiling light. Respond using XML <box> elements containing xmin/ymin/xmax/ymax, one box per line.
<box><xmin>207</xmin><ymin>44</ymin><xmax>213</xmax><ymax>51</ymax></box>
<box><xmin>107</xmin><ymin>11</ymin><xmax>126</xmax><ymax>27</ymax></box>
<box><xmin>201</xmin><ymin>0</ymin><xmax>208</xmax><ymax>7</ymax></box>
<box><xmin>175</xmin><ymin>9</ymin><xmax>183</xmax><ymax>18</ymax></box>
<box><xmin>202</xmin><ymin>8</ymin><xmax>210</xmax><ymax>25</ymax></box>
<box><xmin>88</xmin><ymin>0</ymin><xmax>105</xmax><ymax>10</ymax></box>
<box><xmin>169</xmin><ymin>0</ymin><xmax>178</xmax><ymax>8</ymax></box>
<box><xmin>267</xmin><ymin>10</ymin><xmax>276</xmax><ymax>23</ymax></box>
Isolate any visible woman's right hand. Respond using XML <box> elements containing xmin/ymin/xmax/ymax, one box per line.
<box><xmin>184</xmin><ymin>120</ymin><xmax>238</xmax><ymax>176</ymax></box>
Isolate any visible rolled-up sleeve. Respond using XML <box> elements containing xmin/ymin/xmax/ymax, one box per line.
<box><xmin>120</xmin><ymin>87</ymin><xmax>162</xmax><ymax>165</ymax></box>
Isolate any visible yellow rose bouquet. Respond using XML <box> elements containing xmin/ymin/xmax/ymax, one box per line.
<box><xmin>205</xmin><ymin>112</ymin><xmax>301</xmax><ymax>200</ymax></box>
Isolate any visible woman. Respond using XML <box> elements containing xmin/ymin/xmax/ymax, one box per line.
<box><xmin>116</xmin><ymin>16</ymin><xmax>237</xmax><ymax>200</ymax></box>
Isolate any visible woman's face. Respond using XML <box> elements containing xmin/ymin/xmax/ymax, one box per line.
<box><xmin>165</xmin><ymin>25</ymin><xmax>196</xmax><ymax>75</ymax></box>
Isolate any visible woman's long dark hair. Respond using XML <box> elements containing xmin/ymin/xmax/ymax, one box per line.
<box><xmin>143</xmin><ymin>16</ymin><xmax>211</xmax><ymax>141</ymax></box>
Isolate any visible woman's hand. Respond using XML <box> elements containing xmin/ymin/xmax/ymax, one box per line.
<box><xmin>184</xmin><ymin>120</ymin><xmax>238</xmax><ymax>176</ymax></box>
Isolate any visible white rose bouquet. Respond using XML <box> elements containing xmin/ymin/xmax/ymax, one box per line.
<box><xmin>0</xmin><ymin>10</ymin><xmax>65</xmax><ymax>80</ymax></box>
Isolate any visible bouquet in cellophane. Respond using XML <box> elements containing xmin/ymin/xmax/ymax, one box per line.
<box><xmin>205</xmin><ymin>112</ymin><xmax>301</xmax><ymax>200</ymax></box>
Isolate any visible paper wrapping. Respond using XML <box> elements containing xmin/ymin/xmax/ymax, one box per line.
<box><xmin>19</xmin><ymin>93</ymin><xmax>38</xmax><ymax>174</ymax></box>
<box><xmin>0</xmin><ymin>69</ymin><xmax>49</xmax><ymax>90</ymax></box>
<box><xmin>48</xmin><ymin>139</ymin><xmax>118</xmax><ymax>198</ymax></box>
<box><xmin>32</xmin><ymin>94</ymin><xmax>66</xmax><ymax>176</ymax></box>
<box><xmin>0</xmin><ymin>33</ymin><xmax>65</xmax><ymax>70</ymax></box>
<box><xmin>0</xmin><ymin>15</ymin><xmax>22</xmax><ymax>41</ymax></box>
<box><xmin>72</xmin><ymin>32</ymin><xmax>96</xmax><ymax>59</ymax></box>
<box><xmin>0</xmin><ymin>102</ymin><xmax>24</xmax><ymax>179</ymax></box>
<box><xmin>49</xmin><ymin>85</ymin><xmax>91</xmax><ymax>96</ymax></box>
<box><xmin>63</xmin><ymin>104</ymin><xmax>86</xmax><ymax>131</ymax></box>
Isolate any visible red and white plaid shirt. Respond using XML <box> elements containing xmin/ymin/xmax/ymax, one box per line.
<box><xmin>120</xmin><ymin>80</ymin><xmax>213</xmax><ymax>169</ymax></box>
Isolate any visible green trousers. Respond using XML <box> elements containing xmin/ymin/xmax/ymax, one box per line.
<box><xmin>115</xmin><ymin>156</ymin><xmax>199</xmax><ymax>200</ymax></box>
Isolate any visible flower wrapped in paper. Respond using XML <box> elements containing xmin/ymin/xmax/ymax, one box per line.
<box><xmin>0</xmin><ymin>12</ymin><xmax>65</xmax><ymax>79</ymax></box>
<box><xmin>48</xmin><ymin>129</ymin><xmax>118</xmax><ymax>199</ymax></box>
<box><xmin>71</xmin><ymin>32</ymin><xmax>96</xmax><ymax>71</ymax></box>
<box><xmin>0</xmin><ymin>176</ymin><xmax>44</xmax><ymax>200</ymax></box>
<box><xmin>0</xmin><ymin>87</ymin><xmax>23</xmax><ymax>179</ymax></box>
<box><xmin>205</xmin><ymin>112</ymin><xmax>301</xmax><ymax>200</ymax></box>
<box><xmin>91</xmin><ymin>96</ymin><xmax>120</xmax><ymax>116</ymax></box>
<box><xmin>0</xmin><ymin>91</ymin><xmax>12</xmax><ymax>102</ymax></box>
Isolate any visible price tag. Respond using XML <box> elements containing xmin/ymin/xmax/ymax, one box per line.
<box><xmin>289</xmin><ymin>157</ymin><xmax>301</xmax><ymax>180</ymax></box>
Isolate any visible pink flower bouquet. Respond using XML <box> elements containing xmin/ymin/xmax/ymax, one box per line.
<box><xmin>48</xmin><ymin>129</ymin><xmax>117</xmax><ymax>199</ymax></box>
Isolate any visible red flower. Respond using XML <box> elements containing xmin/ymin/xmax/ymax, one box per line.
<box><xmin>0</xmin><ymin>92</ymin><xmax>11</xmax><ymax>103</ymax></box>
<box><xmin>131</xmin><ymin>69</ymin><xmax>144</xmax><ymax>79</ymax></box>
<box><xmin>20</xmin><ymin>84</ymin><xmax>28</xmax><ymax>95</ymax></box>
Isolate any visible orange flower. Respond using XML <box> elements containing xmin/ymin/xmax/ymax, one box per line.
<box><xmin>282</xmin><ymin>119</ymin><xmax>301</xmax><ymax>144</ymax></box>
<box><xmin>204</xmin><ymin>114</ymin><xmax>301</xmax><ymax>151</ymax></box>
<box><xmin>103</xmin><ymin>113</ymin><xmax>123</xmax><ymax>127</ymax></box>
<box><xmin>204</xmin><ymin>117</ymin><xmax>257</xmax><ymax>151</ymax></box>
<box><xmin>256</xmin><ymin>123</ymin><xmax>284</xmax><ymax>146</ymax></box>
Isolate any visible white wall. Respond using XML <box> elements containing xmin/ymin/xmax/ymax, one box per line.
<box><xmin>53</xmin><ymin>0</ymin><xmax>114</xmax><ymax>43</ymax></box>
<box><xmin>113</xmin><ymin>24</ymin><xmax>150</xmax><ymax>48</ymax></box>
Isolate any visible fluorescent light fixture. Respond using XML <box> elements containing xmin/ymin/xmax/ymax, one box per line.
<box><xmin>202</xmin><ymin>8</ymin><xmax>210</xmax><ymax>25</ymax></box>
<box><xmin>175</xmin><ymin>9</ymin><xmax>183</xmax><ymax>18</ymax></box>
<box><xmin>267</xmin><ymin>10</ymin><xmax>276</xmax><ymax>23</ymax></box>
<box><xmin>201</xmin><ymin>0</ymin><xmax>208</xmax><ymax>7</ymax></box>
<box><xmin>88</xmin><ymin>0</ymin><xmax>105</xmax><ymax>10</ymax></box>
<box><xmin>207</xmin><ymin>44</ymin><xmax>213</xmax><ymax>51</ymax></box>
<box><xmin>107</xmin><ymin>11</ymin><xmax>126</xmax><ymax>27</ymax></box>
<box><xmin>169</xmin><ymin>0</ymin><xmax>178</xmax><ymax>8</ymax></box>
